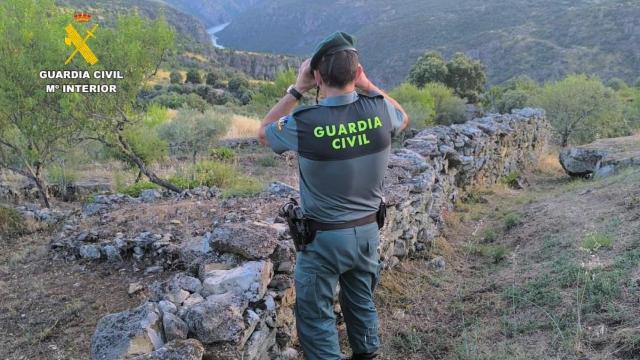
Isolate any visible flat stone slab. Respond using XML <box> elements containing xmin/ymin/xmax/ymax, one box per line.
<box><xmin>210</xmin><ymin>223</ymin><xmax>279</xmax><ymax>260</ymax></box>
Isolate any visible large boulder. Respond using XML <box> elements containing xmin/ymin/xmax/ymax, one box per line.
<box><xmin>91</xmin><ymin>302</ymin><xmax>164</xmax><ymax>360</ymax></box>
<box><xmin>559</xmin><ymin>148</ymin><xmax>607</xmax><ymax>177</ymax></box>
<box><xmin>210</xmin><ymin>223</ymin><xmax>279</xmax><ymax>260</ymax></box>
<box><xmin>128</xmin><ymin>339</ymin><xmax>205</xmax><ymax>360</ymax></box>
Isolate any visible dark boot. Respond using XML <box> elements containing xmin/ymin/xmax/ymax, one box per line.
<box><xmin>345</xmin><ymin>353</ymin><xmax>377</xmax><ymax>360</ymax></box>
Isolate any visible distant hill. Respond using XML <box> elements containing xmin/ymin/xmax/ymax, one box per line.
<box><xmin>209</xmin><ymin>0</ymin><xmax>640</xmax><ymax>87</ymax></box>
<box><xmin>57</xmin><ymin>0</ymin><xmax>213</xmax><ymax>52</ymax></box>
<box><xmin>161</xmin><ymin>0</ymin><xmax>266</xmax><ymax>27</ymax></box>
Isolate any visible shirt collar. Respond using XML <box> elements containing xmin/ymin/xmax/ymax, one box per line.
<box><xmin>319</xmin><ymin>91</ymin><xmax>359</xmax><ymax>107</ymax></box>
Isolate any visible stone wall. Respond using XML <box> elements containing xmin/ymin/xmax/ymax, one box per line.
<box><xmin>87</xmin><ymin>108</ymin><xmax>549</xmax><ymax>360</ymax></box>
<box><xmin>380</xmin><ymin>108</ymin><xmax>549</xmax><ymax>267</ymax></box>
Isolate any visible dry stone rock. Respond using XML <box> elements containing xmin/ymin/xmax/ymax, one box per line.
<box><xmin>128</xmin><ymin>339</ymin><xmax>204</xmax><ymax>360</ymax></box>
<box><xmin>201</xmin><ymin>261</ymin><xmax>273</xmax><ymax>302</ymax></box>
<box><xmin>183</xmin><ymin>292</ymin><xmax>246</xmax><ymax>344</ymax></box>
<box><xmin>210</xmin><ymin>223</ymin><xmax>278</xmax><ymax>260</ymax></box>
<box><xmin>91</xmin><ymin>302</ymin><xmax>164</xmax><ymax>360</ymax></box>
<box><xmin>79</xmin><ymin>244</ymin><xmax>101</xmax><ymax>259</ymax></box>
<box><xmin>559</xmin><ymin>148</ymin><xmax>607</xmax><ymax>177</ymax></box>
<box><xmin>162</xmin><ymin>313</ymin><xmax>188</xmax><ymax>341</ymax></box>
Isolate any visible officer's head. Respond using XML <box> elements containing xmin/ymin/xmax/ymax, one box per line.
<box><xmin>314</xmin><ymin>50</ymin><xmax>361</xmax><ymax>89</ymax></box>
<box><xmin>310</xmin><ymin>32</ymin><xmax>362</xmax><ymax>91</ymax></box>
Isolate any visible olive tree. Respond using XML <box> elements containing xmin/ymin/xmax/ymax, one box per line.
<box><xmin>84</xmin><ymin>13</ymin><xmax>179</xmax><ymax>192</ymax></box>
<box><xmin>533</xmin><ymin>75</ymin><xmax>626</xmax><ymax>146</ymax></box>
<box><xmin>0</xmin><ymin>0</ymin><xmax>88</xmax><ymax>207</ymax></box>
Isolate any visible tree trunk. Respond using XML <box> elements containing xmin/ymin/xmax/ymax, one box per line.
<box><xmin>135</xmin><ymin>170</ymin><xmax>143</xmax><ymax>183</ymax></box>
<box><xmin>32</xmin><ymin>167</ymin><xmax>51</xmax><ymax>208</ymax></box>
<box><xmin>116</xmin><ymin>131</ymin><xmax>182</xmax><ymax>193</ymax></box>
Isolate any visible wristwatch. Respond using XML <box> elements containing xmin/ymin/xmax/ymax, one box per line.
<box><xmin>286</xmin><ymin>85</ymin><xmax>303</xmax><ymax>101</ymax></box>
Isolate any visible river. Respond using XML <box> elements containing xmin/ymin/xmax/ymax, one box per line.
<box><xmin>207</xmin><ymin>22</ymin><xmax>230</xmax><ymax>49</ymax></box>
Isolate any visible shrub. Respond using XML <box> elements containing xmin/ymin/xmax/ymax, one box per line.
<box><xmin>158</xmin><ymin>108</ymin><xmax>231</xmax><ymax>162</ymax></box>
<box><xmin>607</xmin><ymin>77</ymin><xmax>628</xmax><ymax>91</ymax></box>
<box><xmin>228</xmin><ymin>76</ymin><xmax>250</xmax><ymax>93</ymax></box>
<box><xmin>496</xmin><ymin>89</ymin><xmax>529</xmax><ymax>114</ymax></box>
<box><xmin>257</xmin><ymin>155</ymin><xmax>277</xmax><ymax>167</ymax></box>
<box><xmin>389</xmin><ymin>83</ymin><xmax>435</xmax><ymax>127</ymax></box>
<box><xmin>503</xmin><ymin>213</ymin><xmax>522</xmax><ymax>230</ymax></box>
<box><xmin>175</xmin><ymin>160</ymin><xmax>263</xmax><ymax>197</ymax></box>
<box><xmin>120</xmin><ymin>181</ymin><xmax>159</xmax><ymax>197</ymax></box>
<box><xmin>500</xmin><ymin>172</ymin><xmax>520</xmax><ymax>187</ymax></box>
<box><xmin>423</xmin><ymin>83</ymin><xmax>467</xmax><ymax>125</ymax></box>
<box><xmin>169</xmin><ymin>70</ymin><xmax>182</xmax><ymax>84</ymax></box>
<box><xmin>581</xmin><ymin>232</ymin><xmax>614</xmax><ymax>251</ymax></box>
<box><xmin>185</xmin><ymin>69</ymin><xmax>202</xmax><ymax>84</ymax></box>
<box><xmin>0</xmin><ymin>206</ymin><xmax>25</xmax><ymax>238</ymax></box>
<box><xmin>210</xmin><ymin>147</ymin><xmax>236</xmax><ymax>162</ymax></box>
<box><xmin>46</xmin><ymin>163</ymin><xmax>78</xmax><ymax>187</ymax></box>
<box><xmin>206</xmin><ymin>71</ymin><xmax>221</xmax><ymax>86</ymax></box>
<box><xmin>482</xmin><ymin>228</ymin><xmax>498</xmax><ymax>243</ymax></box>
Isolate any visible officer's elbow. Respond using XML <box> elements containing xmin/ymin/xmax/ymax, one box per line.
<box><xmin>257</xmin><ymin>126</ymin><xmax>268</xmax><ymax>146</ymax></box>
<box><xmin>401</xmin><ymin>114</ymin><xmax>410</xmax><ymax>131</ymax></box>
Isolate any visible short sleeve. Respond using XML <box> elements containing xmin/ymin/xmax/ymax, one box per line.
<box><xmin>383</xmin><ymin>99</ymin><xmax>405</xmax><ymax>138</ymax></box>
<box><xmin>264</xmin><ymin>115</ymin><xmax>299</xmax><ymax>154</ymax></box>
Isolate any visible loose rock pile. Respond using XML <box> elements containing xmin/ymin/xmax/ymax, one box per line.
<box><xmin>49</xmin><ymin>109</ymin><xmax>549</xmax><ymax>359</ymax></box>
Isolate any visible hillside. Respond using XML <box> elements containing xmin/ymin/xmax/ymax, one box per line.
<box><xmin>213</xmin><ymin>0</ymin><xmax>640</xmax><ymax>87</ymax></box>
<box><xmin>57</xmin><ymin>0</ymin><xmax>213</xmax><ymax>52</ymax></box>
<box><xmin>161</xmin><ymin>0</ymin><xmax>265</xmax><ymax>27</ymax></box>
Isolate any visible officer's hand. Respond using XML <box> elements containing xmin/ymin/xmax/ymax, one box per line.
<box><xmin>295</xmin><ymin>59</ymin><xmax>316</xmax><ymax>93</ymax></box>
<box><xmin>355</xmin><ymin>64</ymin><xmax>372</xmax><ymax>92</ymax></box>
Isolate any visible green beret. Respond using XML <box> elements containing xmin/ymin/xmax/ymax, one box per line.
<box><xmin>310</xmin><ymin>31</ymin><xmax>357</xmax><ymax>70</ymax></box>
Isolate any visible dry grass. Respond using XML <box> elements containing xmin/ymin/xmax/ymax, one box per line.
<box><xmin>223</xmin><ymin>115</ymin><xmax>261</xmax><ymax>139</ymax></box>
<box><xmin>535</xmin><ymin>148</ymin><xmax>564</xmax><ymax>176</ymax></box>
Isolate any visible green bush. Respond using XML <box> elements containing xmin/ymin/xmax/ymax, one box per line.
<box><xmin>210</xmin><ymin>147</ymin><xmax>236</xmax><ymax>162</ymax></box>
<box><xmin>257</xmin><ymin>155</ymin><xmax>277</xmax><ymax>167</ymax></box>
<box><xmin>503</xmin><ymin>213</ymin><xmax>522</xmax><ymax>230</ymax></box>
<box><xmin>581</xmin><ymin>232</ymin><xmax>614</xmax><ymax>251</ymax></box>
<box><xmin>482</xmin><ymin>228</ymin><xmax>498</xmax><ymax>243</ymax></box>
<box><xmin>169</xmin><ymin>70</ymin><xmax>182</xmax><ymax>84</ymax></box>
<box><xmin>500</xmin><ymin>172</ymin><xmax>520</xmax><ymax>187</ymax></box>
<box><xmin>0</xmin><ymin>206</ymin><xmax>25</xmax><ymax>238</ymax></box>
<box><xmin>120</xmin><ymin>181</ymin><xmax>159</xmax><ymax>197</ymax></box>
<box><xmin>389</xmin><ymin>83</ymin><xmax>435</xmax><ymax>127</ymax></box>
<box><xmin>173</xmin><ymin>160</ymin><xmax>263</xmax><ymax>197</ymax></box>
<box><xmin>46</xmin><ymin>163</ymin><xmax>78</xmax><ymax>187</ymax></box>
<box><xmin>186</xmin><ymin>69</ymin><xmax>202</xmax><ymax>84</ymax></box>
<box><xmin>158</xmin><ymin>108</ymin><xmax>231</xmax><ymax>162</ymax></box>
<box><xmin>497</xmin><ymin>89</ymin><xmax>529</xmax><ymax>114</ymax></box>
<box><xmin>423</xmin><ymin>83</ymin><xmax>467</xmax><ymax>125</ymax></box>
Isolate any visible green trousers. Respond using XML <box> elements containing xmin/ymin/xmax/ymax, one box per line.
<box><xmin>294</xmin><ymin>222</ymin><xmax>382</xmax><ymax>360</ymax></box>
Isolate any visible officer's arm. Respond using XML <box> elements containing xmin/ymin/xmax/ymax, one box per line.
<box><xmin>258</xmin><ymin>94</ymin><xmax>298</xmax><ymax>146</ymax></box>
<box><xmin>259</xmin><ymin>59</ymin><xmax>316</xmax><ymax>146</ymax></box>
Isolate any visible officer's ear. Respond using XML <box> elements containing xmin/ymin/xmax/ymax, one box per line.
<box><xmin>355</xmin><ymin>64</ymin><xmax>364</xmax><ymax>81</ymax></box>
<box><xmin>313</xmin><ymin>69</ymin><xmax>322</xmax><ymax>87</ymax></box>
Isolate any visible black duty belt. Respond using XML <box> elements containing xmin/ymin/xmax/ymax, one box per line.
<box><xmin>308</xmin><ymin>212</ymin><xmax>378</xmax><ymax>232</ymax></box>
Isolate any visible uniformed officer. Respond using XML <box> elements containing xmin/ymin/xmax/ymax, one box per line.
<box><xmin>258</xmin><ymin>32</ymin><xmax>409</xmax><ymax>360</ymax></box>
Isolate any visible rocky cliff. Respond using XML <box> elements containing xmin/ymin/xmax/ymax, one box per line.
<box><xmin>49</xmin><ymin>109</ymin><xmax>549</xmax><ymax>359</ymax></box>
<box><xmin>211</xmin><ymin>49</ymin><xmax>301</xmax><ymax>81</ymax></box>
